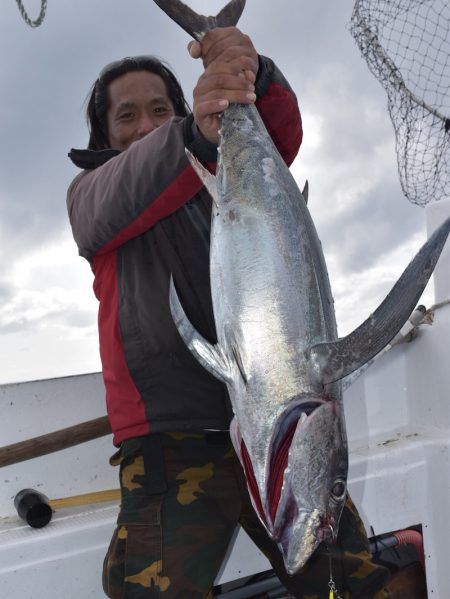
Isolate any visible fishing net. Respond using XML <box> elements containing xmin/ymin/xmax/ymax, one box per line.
<box><xmin>15</xmin><ymin>0</ymin><xmax>47</xmax><ymax>27</ymax></box>
<box><xmin>349</xmin><ymin>0</ymin><xmax>450</xmax><ymax>206</ymax></box>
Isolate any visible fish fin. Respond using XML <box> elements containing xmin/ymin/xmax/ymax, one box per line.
<box><xmin>152</xmin><ymin>0</ymin><xmax>246</xmax><ymax>41</ymax></box>
<box><xmin>169</xmin><ymin>276</ymin><xmax>232</xmax><ymax>383</ymax></box>
<box><xmin>309</xmin><ymin>215</ymin><xmax>450</xmax><ymax>383</ymax></box>
<box><xmin>229</xmin><ymin>337</ymin><xmax>248</xmax><ymax>385</ymax></box>
<box><xmin>185</xmin><ymin>149</ymin><xmax>219</xmax><ymax>210</ymax></box>
<box><xmin>302</xmin><ymin>180</ymin><xmax>309</xmax><ymax>204</ymax></box>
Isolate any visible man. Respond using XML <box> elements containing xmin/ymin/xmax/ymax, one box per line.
<box><xmin>68</xmin><ymin>27</ymin><xmax>390</xmax><ymax>599</ymax></box>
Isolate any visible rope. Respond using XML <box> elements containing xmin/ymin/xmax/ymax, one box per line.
<box><xmin>424</xmin><ymin>298</ymin><xmax>450</xmax><ymax>322</ymax></box>
<box><xmin>342</xmin><ymin>299</ymin><xmax>450</xmax><ymax>391</ymax></box>
<box><xmin>15</xmin><ymin>0</ymin><xmax>47</xmax><ymax>28</ymax></box>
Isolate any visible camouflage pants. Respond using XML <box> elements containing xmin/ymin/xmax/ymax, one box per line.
<box><xmin>102</xmin><ymin>433</ymin><xmax>390</xmax><ymax>599</ymax></box>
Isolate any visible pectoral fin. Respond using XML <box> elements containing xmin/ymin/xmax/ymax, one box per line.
<box><xmin>169</xmin><ymin>276</ymin><xmax>232</xmax><ymax>383</ymax></box>
<box><xmin>185</xmin><ymin>149</ymin><xmax>219</xmax><ymax>210</ymax></box>
<box><xmin>309</xmin><ymin>215</ymin><xmax>450</xmax><ymax>384</ymax></box>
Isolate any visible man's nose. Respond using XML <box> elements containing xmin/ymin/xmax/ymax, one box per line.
<box><xmin>137</xmin><ymin>114</ymin><xmax>158</xmax><ymax>137</ymax></box>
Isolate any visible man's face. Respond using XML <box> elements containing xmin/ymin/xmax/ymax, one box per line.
<box><xmin>106</xmin><ymin>70</ymin><xmax>175</xmax><ymax>150</ymax></box>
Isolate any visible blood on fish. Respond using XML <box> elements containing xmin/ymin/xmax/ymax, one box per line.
<box><xmin>268</xmin><ymin>420</ymin><xmax>297</xmax><ymax>522</ymax></box>
<box><xmin>241</xmin><ymin>439</ymin><xmax>267</xmax><ymax>526</ymax></box>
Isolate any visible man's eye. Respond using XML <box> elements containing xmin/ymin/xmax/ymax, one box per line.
<box><xmin>118</xmin><ymin>112</ymin><xmax>134</xmax><ymax>120</ymax></box>
<box><xmin>154</xmin><ymin>106</ymin><xmax>169</xmax><ymax>113</ymax></box>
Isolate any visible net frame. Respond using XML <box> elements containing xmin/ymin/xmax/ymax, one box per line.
<box><xmin>350</xmin><ymin>0</ymin><xmax>450</xmax><ymax>205</ymax></box>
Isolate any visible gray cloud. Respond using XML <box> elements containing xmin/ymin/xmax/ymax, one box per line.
<box><xmin>0</xmin><ymin>0</ymin><xmax>435</xmax><ymax>380</ymax></box>
<box><xmin>0</xmin><ymin>304</ymin><xmax>96</xmax><ymax>335</ymax></box>
<box><xmin>321</xmin><ymin>178</ymin><xmax>425</xmax><ymax>273</ymax></box>
<box><xmin>0</xmin><ymin>280</ymin><xmax>15</xmax><ymax>303</ymax></box>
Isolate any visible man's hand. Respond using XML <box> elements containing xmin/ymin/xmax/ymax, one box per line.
<box><xmin>190</xmin><ymin>28</ymin><xmax>258</xmax><ymax>145</ymax></box>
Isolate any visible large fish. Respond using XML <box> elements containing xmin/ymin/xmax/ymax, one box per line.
<box><xmin>154</xmin><ymin>0</ymin><xmax>450</xmax><ymax>574</ymax></box>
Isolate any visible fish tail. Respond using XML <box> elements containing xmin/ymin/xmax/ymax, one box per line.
<box><xmin>152</xmin><ymin>0</ymin><xmax>246</xmax><ymax>40</ymax></box>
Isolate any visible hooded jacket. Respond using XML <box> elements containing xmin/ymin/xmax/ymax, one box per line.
<box><xmin>67</xmin><ymin>56</ymin><xmax>302</xmax><ymax>445</ymax></box>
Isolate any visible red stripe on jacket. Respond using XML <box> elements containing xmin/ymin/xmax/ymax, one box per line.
<box><xmin>93</xmin><ymin>251</ymin><xmax>149</xmax><ymax>445</ymax></box>
<box><xmin>97</xmin><ymin>164</ymin><xmax>204</xmax><ymax>256</ymax></box>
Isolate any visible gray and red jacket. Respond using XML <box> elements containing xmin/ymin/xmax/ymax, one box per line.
<box><xmin>67</xmin><ymin>56</ymin><xmax>302</xmax><ymax>445</ymax></box>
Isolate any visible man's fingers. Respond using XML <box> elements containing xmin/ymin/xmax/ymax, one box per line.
<box><xmin>195</xmin><ymin>99</ymin><xmax>229</xmax><ymax>118</ymax></box>
<box><xmin>196</xmin><ymin>71</ymin><xmax>255</xmax><ymax>95</ymax></box>
<box><xmin>202</xmin><ymin>28</ymin><xmax>249</xmax><ymax>60</ymax></box>
<box><xmin>203</xmin><ymin>53</ymin><xmax>257</xmax><ymax>78</ymax></box>
<box><xmin>195</xmin><ymin>88</ymin><xmax>256</xmax><ymax>113</ymax></box>
<box><xmin>204</xmin><ymin>42</ymin><xmax>258</xmax><ymax>72</ymax></box>
<box><xmin>188</xmin><ymin>40</ymin><xmax>202</xmax><ymax>59</ymax></box>
<box><xmin>244</xmin><ymin>69</ymin><xmax>256</xmax><ymax>84</ymax></box>
<box><xmin>201</xmin><ymin>29</ymin><xmax>258</xmax><ymax>72</ymax></box>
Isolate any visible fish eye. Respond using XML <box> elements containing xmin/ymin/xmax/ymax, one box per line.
<box><xmin>331</xmin><ymin>479</ymin><xmax>346</xmax><ymax>502</ymax></box>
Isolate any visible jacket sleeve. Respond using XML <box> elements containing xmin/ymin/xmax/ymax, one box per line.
<box><xmin>67</xmin><ymin>116</ymin><xmax>216</xmax><ymax>260</ymax></box>
<box><xmin>255</xmin><ymin>55</ymin><xmax>302</xmax><ymax>167</ymax></box>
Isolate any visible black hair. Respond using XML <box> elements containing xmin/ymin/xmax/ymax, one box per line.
<box><xmin>86</xmin><ymin>55</ymin><xmax>191</xmax><ymax>150</ymax></box>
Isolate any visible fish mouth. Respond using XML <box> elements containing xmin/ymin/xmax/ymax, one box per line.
<box><xmin>280</xmin><ymin>508</ymin><xmax>323</xmax><ymax>574</ymax></box>
<box><xmin>316</xmin><ymin>513</ymin><xmax>338</xmax><ymax>543</ymax></box>
<box><xmin>267</xmin><ymin>400</ymin><xmax>324</xmax><ymax>524</ymax></box>
<box><xmin>238</xmin><ymin>399</ymin><xmax>322</xmax><ymax>529</ymax></box>
<box><xmin>281</xmin><ymin>511</ymin><xmax>338</xmax><ymax>575</ymax></box>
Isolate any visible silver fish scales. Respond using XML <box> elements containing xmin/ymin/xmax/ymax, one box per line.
<box><xmin>154</xmin><ymin>0</ymin><xmax>450</xmax><ymax>574</ymax></box>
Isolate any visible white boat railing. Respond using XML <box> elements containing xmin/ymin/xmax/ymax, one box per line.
<box><xmin>1</xmin><ymin>201</ymin><xmax>450</xmax><ymax>597</ymax></box>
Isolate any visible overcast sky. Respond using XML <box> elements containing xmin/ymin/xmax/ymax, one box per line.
<box><xmin>0</xmin><ymin>0</ymin><xmax>437</xmax><ymax>385</ymax></box>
